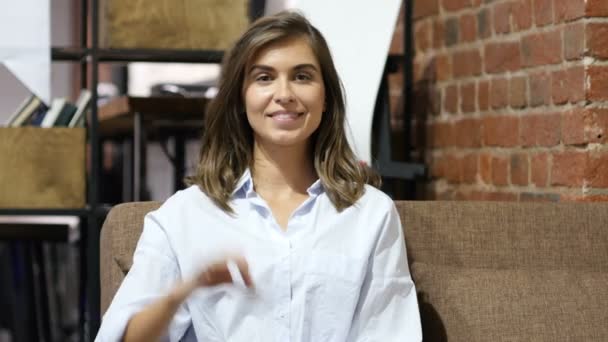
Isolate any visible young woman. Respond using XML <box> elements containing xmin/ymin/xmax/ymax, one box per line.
<box><xmin>96</xmin><ymin>11</ymin><xmax>421</xmax><ymax>342</ymax></box>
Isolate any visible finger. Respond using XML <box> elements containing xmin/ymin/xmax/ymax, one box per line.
<box><xmin>233</xmin><ymin>257</ymin><xmax>254</xmax><ymax>288</ymax></box>
<box><xmin>226</xmin><ymin>259</ymin><xmax>247</xmax><ymax>288</ymax></box>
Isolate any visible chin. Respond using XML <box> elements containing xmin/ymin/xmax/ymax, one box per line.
<box><xmin>261</xmin><ymin>131</ymin><xmax>311</xmax><ymax>148</ymax></box>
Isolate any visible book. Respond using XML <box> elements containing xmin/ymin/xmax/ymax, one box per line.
<box><xmin>9</xmin><ymin>95</ymin><xmax>41</xmax><ymax>127</ymax></box>
<box><xmin>53</xmin><ymin>103</ymin><xmax>78</xmax><ymax>127</ymax></box>
<box><xmin>41</xmin><ymin>98</ymin><xmax>67</xmax><ymax>128</ymax></box>
<box><xmin>68</xmin><ymin>89</ymin><xmax>92</xmax><ymax>127</ymax></box>
<box><xmin>4</xmin><ymin>95</ymin><xmax>33</xmax><ymax>126</ymax></box>
<box><xmin>26</xmin><ymin>103</ymin><xmax>49</xmax><ymax>126</ymax></box>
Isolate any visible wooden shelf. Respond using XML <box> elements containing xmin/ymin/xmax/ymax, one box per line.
<box><xmin>52</xmin><ymin>47</ymin><xmax>224</xmax><ymax>63</ymax></box>
<box><xmin>0</xmin><ymin>215</ymin><xmax>79</xmax><ymax>242</ymax></box>
<box><xmin>98</xmin><ymin>96</ymin><xmax>208</xmax><ymax>137</ymax></box>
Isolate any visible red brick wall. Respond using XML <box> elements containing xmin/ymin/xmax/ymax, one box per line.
<box><xmin>390</xmin><ymin>0</ymin><xmax>608</xmax><ymax>201</ymax></box>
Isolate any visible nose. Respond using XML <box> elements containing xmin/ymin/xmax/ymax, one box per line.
<box><xmin>274</xmin><ymin>78</ymin><xmax>295</xmax><ymax>104</ymax></box>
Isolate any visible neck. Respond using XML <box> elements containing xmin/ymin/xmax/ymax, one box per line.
<box><xmin>251</xmin><ymin>139</ymin><xmax>317</xmax><ymax>197</ymax></box>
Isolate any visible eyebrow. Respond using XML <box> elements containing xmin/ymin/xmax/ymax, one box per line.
<box><xmin>248</xmin><ymin>63</ymin><xmax>319</xmax><ymax>74</ymax></box>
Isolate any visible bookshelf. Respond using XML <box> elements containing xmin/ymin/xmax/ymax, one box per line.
<box><xmin>0</xmin><ymin>0</ymin><xmax>224</xmax><ymax>340</ymax></box>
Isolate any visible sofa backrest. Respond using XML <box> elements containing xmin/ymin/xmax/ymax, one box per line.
<box><xmin>399</xmin><ymin>200</ymin><xmax>608</xmax><ymax>272</ymax></box>
<box><xmin>100</xmin><ymin>200</ymin><xmax>608</xmax><ymax>341</ymax></box>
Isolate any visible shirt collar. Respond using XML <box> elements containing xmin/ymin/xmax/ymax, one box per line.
<box><xmin>232</xmin><ymin>168</ymin><xmax>325</xmax><ymax>199</ymax></box>
<box><xmin>232</xmin><ymin>168</ymin><xmax>254</xmax><ymax>198</ymax></box>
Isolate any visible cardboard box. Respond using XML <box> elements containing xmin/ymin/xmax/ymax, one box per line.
<box><xmin>100</xmin><ymin>0</ymin><xmax>249</xmax><ymax>50</ymax></box>
<box><xmin>0</xmin><ymin>127</ymin><xmax>86</xmax><ymax>209</ymax></box>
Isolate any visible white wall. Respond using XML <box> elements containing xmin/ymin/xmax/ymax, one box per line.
<box><xmin>0</xmin><ymin>0</ymin><xmax>75</xmax><ymax>123</ymax></box>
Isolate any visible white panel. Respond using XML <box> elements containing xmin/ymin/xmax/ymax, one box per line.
<box><xmin>290</xmin><ymin>0</ymin><xmax>401</xmax><ymax>163</ymax></box>
<box><xmin>0</xmin><ymin>0</ymin><xmax>51</xmax><ymax>104</ymax></box>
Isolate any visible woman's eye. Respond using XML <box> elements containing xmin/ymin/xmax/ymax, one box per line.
<box><xmin>255</xmin><ymin>74</ymin><xmax>272</xmax><ymax>82</ymax></box>
<box><xmin>295</xmin><ymin>73</ymin><xmax>312</xmax><ymax>81</ymax></box>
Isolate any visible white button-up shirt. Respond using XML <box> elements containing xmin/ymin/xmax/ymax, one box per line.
<box><xmin>96</xmin><ymin>170</ymin><xmax>421</xmax><ymax>341</ymax></box>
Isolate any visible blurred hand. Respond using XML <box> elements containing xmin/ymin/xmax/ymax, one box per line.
<box><xmin>196</xmin><ymin>255</ymin><xmax>254</xmax><ymax>288</ymax></box>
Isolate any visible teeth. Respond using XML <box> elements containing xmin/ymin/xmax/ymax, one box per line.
<box><xmin>274</xmin><ymin>113</ymin><xmax>299</xmax><ymax>120</ymax></box>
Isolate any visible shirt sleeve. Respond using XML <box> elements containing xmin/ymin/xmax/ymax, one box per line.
<box><xmin>95</xmin><ymin>212</ymin><xmax>191</xmax><ymax>342</ymax></box>
<box><xmin>347</xmin><ymin>203</ymin><xmax>422</xmax><ymax>342</ymax></box>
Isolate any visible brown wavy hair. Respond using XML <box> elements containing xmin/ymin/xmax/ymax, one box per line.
<box><xmin>187</xmin><ymin>10</ymin><xmax>380</xmax><ymax>213</ymax></box>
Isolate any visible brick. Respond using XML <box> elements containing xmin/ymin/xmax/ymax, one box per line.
<box><xmin>416</xmin><ymin>20</ymin><xmax>433</xmax><ymax>52</ymax></box>
<box><xmin>490</xmin><ymin>78</ymin><xmax>509</xmax><ymax>109</ymax></box>
<box><xmin>430</xmin><ymin>154</ymin><xmax>447</xmax><ymax>178</ymax></box>
<box><xmin>479</xmin><ymin>153</ymin><xmax>492</xmax><ymax>184</ymax></box>
<box><xmin>562</xmin><ymin>108</ymin><xmax>608</xmax><ymax>145</ymax></box>
<box><xmin>511</xmin><ymin>153</ymin><xmax>529</xmax><ymax>185</ymax></box>
<box><xmin>429</xmin><ymin>122</ymin><xmax>453</xmax><ymax>147</ymax></box>
<box><xmin>460</xmin><ymin>14</ymin><xmax>477</xmax><ymax>43</ymax></box>
<box><xmin>531</xmin><ymin>153</ymin><xmax>549</xmax><ymax>187</ymax></box>
<box><xmin>491</xmin><ymin>155</ymin><xmax>509</xmax><ymax>186</ymax></box>
<box><xmin>534</xmin><ymin>0</ymin><xmax>553</xmax><ymax>26</ymax></box>
<box><xmin>529</xmin><ymin>72</ymin><xmax>552</xmax><ymax>107</ymax></box>
<box><xmin>472</xmin><ymin>0</ymin><xmax>483</xmax><ymax>7</ymax></box>
<box><xmin>477</xmin><ymin>8</ymin><xmax>491</xmax><ymax>39</ymax></box>
<box><xmin>460</xmin><ymin>82</ymin><xmax>476</xmax><ymax>113</ymax></box>
<box><xmin>435</xmin><ymin>53</ymin><xmax>452</xmax><ymax>81</ymax></box>
<box><xmin>430</xmin><ymin>87</ymin><xmax>442</xmax><ymax>116</ymax></box>
<box><xmin>512</xmin><ymin>0</ymin><xmax>533</xmax><ymax>31</ymax></box>
<box><xmin>484</xmin><ymin>41</ymin><xmax>522</xmax><ymax>74</ymax></box>
<box><xmin>433</xmin><ymin>19</ymin><xmax>445</xmax><ymax>49</ymax></box>
<box><xmin>586</xmin><ymin>0</ymin><xmax>608</xmax><ymax>17</ymax></box>
<box><xmin>444</xmin><ymin>84</ymin><xmax>459</xmax><ymax>113</ymax></box>
<box><xmin>561</xmin><ymin>108</ymin><xmax>587</xmax><ymax>145</ymax></box>
<box><xmin>463</xmin><ymin>153</ymin><xmax>478</xmax><ymax>183</ymax></box>
<box><xmin>390</xmin><ymin>25</ymin><xmax>403</xmax><ymax>54</ymax></box>
<box><xmin>414</xmin><ymin>0</ymin><xmax>439</xmax><ymax>19</ymax></box>
<box><xmin>521</xmin><ymin>30</ymin><xmax>562</xmax><ymax>67</ymax></box>
<box><xmin>520</xmin><ymin>113</ymin><xmax>561</xmax><ymax>147</ymax></box>
<box><xmin>564</xmin><ymin>23</ymin><xmax>585</xmax><ymax>60</ymax></box>
<box><xmin>483</xmin><ymin>115</ymin><xmax>520</xmax><ymax>147</ymax></box>
<box><xmin>561</xmin><ymin>194</ymin><xmax>608</xmax><ymax>202</ymax></box>
<box><xmin>493</xmin><ymin>2</ymin><xmax>512</xmax><ymax>34</ymax></box>
<box><xmin>454</xmin><ymin>118</ymin><xmax>481</xmax><ymax>147</ymax></box>
<box><xmin>587</xmin><ymin>66</ymin><xmax>608</xmax><ymax>101</ymax></box>
<box><xmin>552</xmin><ymin>66</ymin><xmax>585</xmax><ymax>104</ymax></box>
<box><xmin>554</xmin><ymin>0</ymin><xmax>585</xmax><ymax>22</ymax></box>
<box><xmin>452</xmin><ymin>49</ymin><xmax>482</xmax><ymax>78</ymax></box>
<box><xmin>444</xmin><ymin>154</ymin><xmax>464</xmax><ymax>183</ymax></box>
<box><xmin>551</xmin><ymin>151</ymin><xmax>588</xmax><ymax>186</ymax></box>
<box><xmin>445</xmin><ymin>17</ymin><xmax>460</xmax><ymax>47</ymax></box>
<box><xmin>486</xmin><ymin>192</ymin><xmax>519</xmax><ymax>201</ymax></box>
<box><xmin>587</xmin><ymin>109</ymin><xmax>608</xmax><ymax>143</ymax></box>
<box><xmin>520</xmin><ymin>192</ymin><xmax>560</xmax><ymax>202</ymax></box>
<box><xmin>442</xmin><ymin>0</ymin><xmax>471</xmax><ymax>12</ymax></box>
<box><xmin>587</xmin><ymin>152</ymin><xmax>608</xmax><ymax>187</ymax></box>
<box><xmin>587</xmin><ymin>23</ymin><xmax>608</xmax><ymax>60</ymax></box>
<box><xmin>510</xmin><ymin>76</ymin><xmax>528</xmax><ymax>108</ymax></box>
<box><xmin>478</xmin><ymin>80</ymin><xmax>490</xmax><ymax>111</ymax></box>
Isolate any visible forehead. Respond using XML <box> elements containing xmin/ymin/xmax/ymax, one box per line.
<box><xmin>247</xmin><ymin>36</ymin><xmax>320</xmax><ymax>68</ymax></box>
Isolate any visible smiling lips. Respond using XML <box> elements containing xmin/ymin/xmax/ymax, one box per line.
<box><xmin>267</xmin><ymin>110</ymin><xmax>304</xmax><ymax>122</ymax></box>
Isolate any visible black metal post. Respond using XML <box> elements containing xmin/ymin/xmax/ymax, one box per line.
<box><xmin>402</xmin><ymin>0</ymin><xmax>413</xmax><ymax>163</ymax></box>
<box><xmin>87</xmin><ymin>0</ymin><xmax>101</xmax><ymax>338</ymax></box>
<box><xmin>174</xmin><ymin>135</ymin><xmax>186</xmax><ymax>192</ymax></box>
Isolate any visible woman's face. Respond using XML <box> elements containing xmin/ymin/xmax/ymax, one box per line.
<box><xmin>243</xmin><ymin>36</ymin><xmax>325</xmax><ymax>149</ymax></box>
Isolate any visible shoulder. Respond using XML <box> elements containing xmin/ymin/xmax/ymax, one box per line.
<box><xmin>355</xmin><ymin>184</ymin><xmax>395</xmax><ymax>213</ymax></box>
<box><xmin>150</xmin><ymin>185</ymin><xmax>218</xmax><ymax>222</ymax></box>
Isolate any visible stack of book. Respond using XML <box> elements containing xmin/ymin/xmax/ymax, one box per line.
<box><xmin>4</xmin><ymin>90</ymin><xmax>91</xmax><ymax>128</ymax></box>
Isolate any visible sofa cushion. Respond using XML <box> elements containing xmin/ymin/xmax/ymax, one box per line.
<box><xmin>411</xmin><ymin>262</ymin><xmax>608</xmax><ymax>342</ymax></box>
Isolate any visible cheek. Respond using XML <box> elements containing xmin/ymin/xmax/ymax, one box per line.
<box><xmin>244</xmin><ymin>87</ymin><xmax>273</xmax><ymax>113</ymax></box>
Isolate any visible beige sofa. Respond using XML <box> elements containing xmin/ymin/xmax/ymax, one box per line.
<box><xmin>100</xmin><ymin>201</ymin><xmax>608</xmax><ymax>341</ymax></box>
